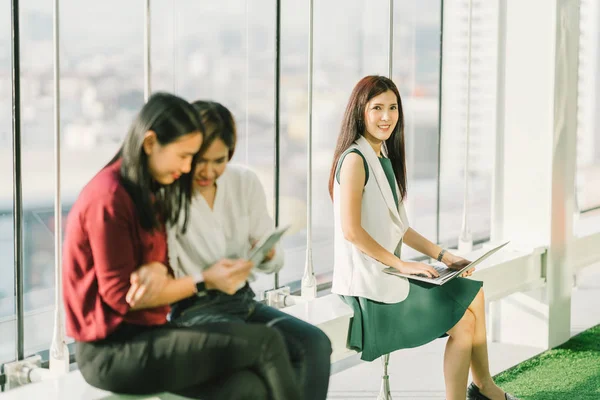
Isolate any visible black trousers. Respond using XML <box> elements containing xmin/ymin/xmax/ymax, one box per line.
<box><xmin>76</xmin><ymin>321</ymin><xmax>301</xmax><ymax>400</ymax></box>
<box><xmin>170</xmin><ymin>284</ymin><xmax>332</xmax><ymax>400</ymax></box>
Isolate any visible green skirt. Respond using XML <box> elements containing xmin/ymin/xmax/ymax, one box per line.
<box><xmin>341</xmin><ymin>277</ymin><xmax>483</xmax><ymax>362</ymax></box>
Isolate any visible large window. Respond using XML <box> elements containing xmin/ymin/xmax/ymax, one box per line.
<box><xmin>155</xmin><ymin>0</ymin><xmax>469</xmax><ymax>285</ymax></box>
<box><xmin>0</xmin><ymin>0</ymin><xmax>499</xmax><ymax>365</ymax></box>
<box><xmin>577</xmin><ymin>0</ymin><xmax>600</xmax><ymax>214</ymax></box>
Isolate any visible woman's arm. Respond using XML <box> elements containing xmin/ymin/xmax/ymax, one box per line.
<box><xmin>127</xmin><ymin>258</ymin><xmax>255</xmax><ymax>309</ymax></box>
<box><xmin>339</xmin><ymin>153</ymin><xmax>401</xmax><ymax>267</ymax></box>
<box><xmin>339</xmin><ymin>154</ymin><xmax>439</xmax><ymax>277</ymax></box>
<box><xmin>402</xmin><ymin>228</ymin><xmax>443</xmax><ymax>260</ymax></box>
<box><xmin>128</xmin><ymin>268</ymin><xmax>197</xmax><ymax>310</ymax></box>
<box><xmin>86</xmin><ymin>197</ymin><xmax>200</xmax><ymax>312</ymax></box>
<box><xmin>85</xmin><ymin>194</ymin><xmax>146</xmax><ymax>316</ymax></box>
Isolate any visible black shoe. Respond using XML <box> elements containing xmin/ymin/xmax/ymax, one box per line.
<box><xmin>467</xmin><ymin>382</ymin><xmax>520</xmax><ymax>400</ymax></box>
<box><xmin>467</xmin><ymin>383</ymin><xmax>491</xmax><ymax>400</ymax></box>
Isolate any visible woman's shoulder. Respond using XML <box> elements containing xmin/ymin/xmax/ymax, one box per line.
<box><xmin>224</xmin><ymin>163</ymin><xmax>258</xmax><ymax>177</ymax></box>
<box><xmin>336</xmin><ymin>147</ymin><xmax>369</xmax><ymax>185</ymax></box>
<box><xmin>222</xmin><ymin>164</ymin><xmax>263</xmax><ymax>189</ymax></box>
<box><xmin>73</xmin><ymin>164</ymin><xmax>132</xmax><ymax>217</ymax></box>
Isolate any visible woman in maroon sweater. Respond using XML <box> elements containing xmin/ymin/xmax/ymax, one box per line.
<box><xmin>62</xmin><ymin>92</ymin><xmax>300</xmax><ymax>400</ymax></box>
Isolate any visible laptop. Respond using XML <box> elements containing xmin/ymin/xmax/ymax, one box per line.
<box><xmin>382</xmin><ymin>241</ymin><xmax>510</xmax><ymax>286</ymax></box>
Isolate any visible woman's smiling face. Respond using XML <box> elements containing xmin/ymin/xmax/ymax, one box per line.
<box><xmin>363</xmin><ymin>90</ymin><xmax>399</xmax><ymax>143</ymax></box>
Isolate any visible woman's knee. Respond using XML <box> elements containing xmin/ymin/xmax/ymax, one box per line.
<box><xmin>257</xmin><ymin>325</ymin><xmax>289</xmax><ymax>359</ymax></box>
<box><xmin>183</xmin><ymin>370</ymin><xmax>269</xmax><ymax>400</ymax></box>
<box><xmin>471</xmin><ymin>288</ymin><xmax>485</xmax><ymax>307</ymax></box>
<box><xmin>227</xmin><ymin>370</ymin><xmax>269</xmax><ymax>400</ymax></box>
<box><xmin>279</xmin><ymin>321</ymin><xmax>332</xmax><ymax>362</ymax></box>
<box><xmin>468</xmin><ymin>288</ymin><xmax>486</xmax><ymax>320</ymax></box>
<box><xmin>303</xmin><ymin>325</ymin><xmax>332</xmax><ymax>358</ymax></box>
<box><xmin>449</xmin><ymin>309</ymin><xmax>476</xmax><ymax>339</ymax></box>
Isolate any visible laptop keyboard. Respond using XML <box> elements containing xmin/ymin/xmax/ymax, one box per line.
<box><xmin>433</xmin><ymin>265</ymin><xmax>456</xmax><ymax>279</ymax></box>
<box><xmin>414</xmin><ymin>264</ymin><xmax>457</xmax><ymax>280</ymax></box>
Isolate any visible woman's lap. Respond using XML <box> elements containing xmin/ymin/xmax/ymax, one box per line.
<box><xmin>170</xmin><ymin>285</ymin><xmax>332</xmax><ymax>400</ymax></box>
<box><xmin>343</xmin><ymin>277</ymin><xmax>483</xmax><ymax>361</ymax></box>
<box><xmin>76</xmin><ymin>321</ymin><xmax>290</xmax><ymax>396</ymax></box>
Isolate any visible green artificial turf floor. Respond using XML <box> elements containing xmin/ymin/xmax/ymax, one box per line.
<box><xmin>494</xmin><ymin>324</ymin><xmax>600</xmax><ymax>399</ymax></box>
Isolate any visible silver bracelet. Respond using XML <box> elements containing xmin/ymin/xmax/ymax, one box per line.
<box><xmin>437</xmin><ymin>249</ymin><xmax>447</xmax><ymax>262</ymax></box>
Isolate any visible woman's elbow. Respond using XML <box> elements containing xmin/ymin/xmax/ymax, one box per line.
<box><xmin>342</xmin><ymin>226</ymin><xmax>360</xmax><ymax>243</ymax></box>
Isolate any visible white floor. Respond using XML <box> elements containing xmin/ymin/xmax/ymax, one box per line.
<box><xmin>327</xmin><ymin>262</ymin><xmax>600</xmax><ymax>400</ymax></box>
<box><xmin>1</xmin><ymin>264</ymin><xmax>599</xmax><ymax>400</ymax></box>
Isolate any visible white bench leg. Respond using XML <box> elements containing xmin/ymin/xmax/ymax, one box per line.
<box><xmin>376</xmin><ymin>353</ymin><xmax>392</xmax><ymax>400</ymax></box>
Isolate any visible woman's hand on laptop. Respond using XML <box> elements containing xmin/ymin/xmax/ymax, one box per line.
<box><xmin>442</xmin><ymin>253</ymin><xmax>475</xmax><ymax>277</ymax></box>
<box><xmin>394</xmin><ymin>261</ymin><xmax>440</xmax><ymax>278</ymax></box>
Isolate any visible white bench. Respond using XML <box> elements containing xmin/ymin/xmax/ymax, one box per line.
<box><xmin>0</xmin><ymin>369</ymin><xmax>188</xmax><ymax>400</ymax></box>
<box><xmin>0</xmin><ymin>246</ymin><xmax>545</xmax><ymax>400</ymax></box>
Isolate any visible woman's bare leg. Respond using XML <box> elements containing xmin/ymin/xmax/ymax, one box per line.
<box><xmin>468</xmin><ymin>288</ymin><xmax>505</xmax><ymax>399</ymax></box>
<box><xmin>445</xmin><ymin>309</ymin><xmax>475</xmax><ymax>400</ymax></box>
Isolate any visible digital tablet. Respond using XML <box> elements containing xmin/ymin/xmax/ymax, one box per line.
<box><xmin>248</xmin><ymin>225</ymin><xmax>290</xmax><ymax>266</ymax></box>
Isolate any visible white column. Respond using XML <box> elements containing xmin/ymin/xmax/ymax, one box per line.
<box><xmin>502</xmin><ymin>0</ymin><xmax>556</xmax><ymax>248</ymax></box>
<box><xmin>547</xmin><ymin>0</ymin><xmax>578</xmax><ymax>348</ymax></box>
<box><xmin>495</xmin><ymin>0</ymin><xmax>578</xmax><ymax>349</ymax></box>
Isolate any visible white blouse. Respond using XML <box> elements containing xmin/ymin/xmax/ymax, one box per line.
<box><xmin>167</xmin><ymin>164</ymin><xmax>284</xmax><ymax>279</ymax></box>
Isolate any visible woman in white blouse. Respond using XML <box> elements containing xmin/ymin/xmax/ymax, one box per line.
<box><xmin>168</xmin><ymin>100</ymin><xmax>332</xmax><ymax>400</ymax></box>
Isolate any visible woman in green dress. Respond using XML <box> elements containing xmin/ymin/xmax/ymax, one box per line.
<box><xmin>328</xmin><ymin>75</ymin><xmax>517</xmax><ymax>400</ymax></box>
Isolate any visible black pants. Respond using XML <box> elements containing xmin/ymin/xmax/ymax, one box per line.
<box><xmin>170</xmin><ymin>284</ymin><xmax>332</xmax><ymax>400</ymax></box>
<box><xmin>76</xmin><ymin>321</ymin><xmax>301</xmax><ymax>400</ymax></box>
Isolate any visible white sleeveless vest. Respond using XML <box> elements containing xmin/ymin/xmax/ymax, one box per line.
<box><xmin>332</xmin><ymin>135</ymin><xmax>410</xmax><ymax>304</ymax></box>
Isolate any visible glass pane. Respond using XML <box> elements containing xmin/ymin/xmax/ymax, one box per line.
<box><xmin>0</xmin><ymin>0</ymin><xmax>15</xmax><ymax>364</ymax></box>
<box><xmin>393</xmin><ymin>0</ymin><xmax>442</xmax><ymax>258</ymax></box>
<box><xmin>439</xmin><ymin>0</ymin><xmax>497</xmax><ymax>245</ymax></box>
<box><xmin>161</xmin><ymin>1</ymin><xmax>276</xmax><ymax>293</ymax></box>
<box><xmin>20</xmin><ymin>0</ymin><xmax>142</xmax><ymax>354</ymax></box>
<box><xmin>277</xmin><ymin>0</ymin><xmax>389</xmax><ymax>285</ymax></box>
<box><xmin>577</xmin><ymin>0</ymin><xmax>600</xmax><ymax>214</ymax></box>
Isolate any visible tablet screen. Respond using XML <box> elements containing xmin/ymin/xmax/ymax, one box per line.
<box><xmin>248</xmin><ymin>225</ymin><xmax>290</xmax><ymax>266</ymax></box>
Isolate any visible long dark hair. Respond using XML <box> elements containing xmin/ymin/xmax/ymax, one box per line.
<box><xmin>191</xmin><ymin>100</ymin><xmax>237</xmax><ymax>160</ymax></box>
<box><xmin>328</xmin><ymin>75</ymin><xmax>407</xmax><ymax>201</ymax></box>
<box><xmin>108</xmin><ymin>92</ymin><xmax>204</xmax><ymax>231</ymax></box>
